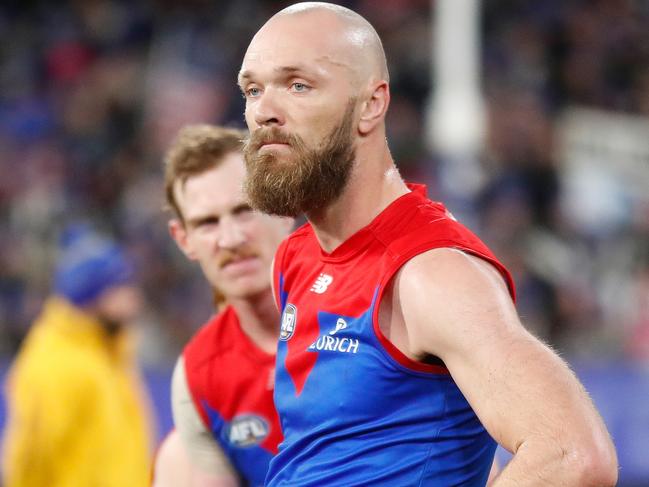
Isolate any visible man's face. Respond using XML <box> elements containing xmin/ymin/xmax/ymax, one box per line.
<box><xmin>170</xmin><ymin>153</ymin><xmax>292</xmax><ymax>301</ymax></box>
<box><xmin>94</xmin><ymin>284</ymin><xmax>144</xmax><ymax>333</ymax></box>
<box><xmin>239</xmin><ymin>14</ymin><xmax>359</xmax><ymax>216</ymax></box>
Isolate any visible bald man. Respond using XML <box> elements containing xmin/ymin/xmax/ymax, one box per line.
<box><xmin>238</xmin><ymin>3</ymin><xmax>618</xmax><ymax>486</ymax></box>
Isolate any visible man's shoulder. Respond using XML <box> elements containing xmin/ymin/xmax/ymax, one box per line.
<box><xmin>370</xmin><ymin>189</ymin><xmax>455</xmax><ymax>243</ymax></box>
<box><xmin>23</xmin><ymin>324</ymin><xmax>106</xmax><ymax>364</ymax></box>
<box><xmin>10</xmin><ymin>334</ymin><xmax>104</xmax><ymax>395</ymax></box>
<box><xmin>282</xmin><ymin>221</ymin><xmax>313</xmax><ymax>247</ymax></box>
<box><xmin>396</xmin><ymin>247</ymin><xmax>515</xmax><ymax>329</ymax></box>
<box><xmin>183</xmin><ymin>308</ymin><xmax>236</xmax><ymax>364</ymax></box>
<box><xmin>276</xmin><ymin>221</ymin><xmax>317</xmax><ymax>269</ymax></box>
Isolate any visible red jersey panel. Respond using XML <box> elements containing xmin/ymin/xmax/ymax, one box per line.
<box><xmin>183</xmin><ymin>306</ymin><xmax>282</xmax><ymax>486</ymax></box>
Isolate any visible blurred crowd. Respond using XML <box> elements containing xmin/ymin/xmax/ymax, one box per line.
<box><xmin>1</xmin><ymin>0</ymin><xmax>648</xmax><ymax>365</ymax></box>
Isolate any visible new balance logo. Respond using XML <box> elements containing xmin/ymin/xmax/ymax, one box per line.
<box><xmin>310</xmin><ymin>273</ymin><xmax>333</xmax><ymax>294</ymax></box>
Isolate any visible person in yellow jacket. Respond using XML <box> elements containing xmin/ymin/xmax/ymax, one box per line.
<box><xmin>2</xmin><ymin>223</ymin><xmax>154</xmax><ymax>487</ymax></box>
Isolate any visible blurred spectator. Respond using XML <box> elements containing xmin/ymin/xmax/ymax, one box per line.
<box><xmin>1</xmin><ymin>223</ymin><xmax>154</xmax><ymax>487</ymax></box>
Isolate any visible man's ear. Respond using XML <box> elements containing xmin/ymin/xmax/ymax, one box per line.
<box><xmin>358</xmin><ymin>81</ymin><xmax>390</xmax><ymax>135</ymax></box>
<box><xmin>169</xmin><ymin>219</ymin><xmax>196</xmax><ymax>260</ymax></box>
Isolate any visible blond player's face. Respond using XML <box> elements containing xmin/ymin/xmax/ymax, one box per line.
<box><xmin>171</xmin><ymin>152</ymin><xmax>292</xmax><ymax>301</ymax></box>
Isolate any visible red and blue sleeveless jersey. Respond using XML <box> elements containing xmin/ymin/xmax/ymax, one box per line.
<box><xmin>182</xmin><ymin>306</ymin><xmax>282</xmax><ymax>486</ymax></box>
<box><xmin>269</xmin><ymin>184</ymin><xmax>515</xmax><ymax>486</ymax></box>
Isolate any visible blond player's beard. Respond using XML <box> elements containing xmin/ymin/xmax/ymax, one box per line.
<box><xmin>243</xmin><ymin>100</ymin><xmax>356</xmax><ymax>218</ymax></box>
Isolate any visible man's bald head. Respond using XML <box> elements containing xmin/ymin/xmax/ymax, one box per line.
<box><xmin>240</xmin><ymin>2</ymin><xmax>394</xmax><ymax>217</ymax></box>
<box><xmin>247</xmin><ymin>2</ymin><xmax>389</xmax><ymax>89</ymax></box>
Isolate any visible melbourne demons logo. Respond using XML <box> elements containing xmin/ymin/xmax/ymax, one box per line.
<box><xmin>227</xmin><ymin>414</ymin><xmax>269</xmax><ymax>447</ymax></box>
<box><xmin>280</xmin><ymin>304</ymin><xmax>297</xmax><ymax>341</ymax></box>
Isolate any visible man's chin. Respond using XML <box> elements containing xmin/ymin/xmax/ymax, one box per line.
<box><xmin>220</xmin><ymin>256</ymin><xmax>263</xmax><ymax>278</ymax></box>
<box><xmin>254</xmin><ymin>151</ymin><xmax>298</xmax><ymax>169</ymax></box>
<box><xmin>225</xmin><ymin>284</ymin><xmax>269</xmax><ymax>302</ymax></box>
<box><xmin>97</xmin><ymin>316</ymin><xmax>126</xmax><ymax>335</ymax></box>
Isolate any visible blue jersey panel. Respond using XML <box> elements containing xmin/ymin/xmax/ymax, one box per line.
<box><xmin>204</xmin><ymin>402</ymin><xmax>274</xmax><ymax>487</ymax></box>
<box><xmin>269</xmin><ymin>284</ymin><xmax>496</xmax><ymax>486</ymax></box>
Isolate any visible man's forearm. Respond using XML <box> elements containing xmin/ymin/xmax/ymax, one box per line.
<box><xmin>491</xmin><ymin>439</ymin><xmax>617</xmax><ymax>487</ymax></box>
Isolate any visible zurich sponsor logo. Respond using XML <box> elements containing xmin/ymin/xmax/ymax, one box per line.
<box><xmin>280</xmin><ymin>304</ymin><xmax>297</xmax><ymax>341</ymax></box>
<box><xmin>227</xmin><ymin>414</ymin><xmax>269</xmax><ymax>447</ymax></box>
<box><xmin>329</xmin><ymin>317</ymin><xmax>347</xmax><ymax>335</ymax></box>
<box><xmin>310</xmin><ymin>273</ymin><xmax>333</xmax><ymax>294</ymax></box>
<box><xmin>308</xmin><ymin>317</ymin><xmax>360</xmax><ymax>354</ymax></box>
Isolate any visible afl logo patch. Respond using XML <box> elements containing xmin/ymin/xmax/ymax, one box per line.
<box><xmin>280</xmin><ymin>304</ymin><xmax>297</xmax><ymax>341</ymax></box>
<box><xmin>226</xmin><ymin>414</ymin><xmax>269</xmax><ymax>447</ymax></box>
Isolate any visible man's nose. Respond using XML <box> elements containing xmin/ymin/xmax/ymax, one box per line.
<box><xmin>217</xmin><ymin>218</ymin><xmax>246</xmax><ymax>250</ymax></box>
<box><xmin>253</xmin><ymin>88</ymin><xmax>285</xmax><ymax>127</ymax></box>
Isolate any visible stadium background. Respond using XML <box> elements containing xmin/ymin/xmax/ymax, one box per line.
<box><xmin>0</xmin><ymin>0</ymin><xmax>648</xmax><ymax>484</ymax></box>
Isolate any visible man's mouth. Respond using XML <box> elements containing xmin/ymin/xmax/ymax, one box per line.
<box><xmin>221</xmin><ymin>255</ymin><xmax>260</xmax><ymax>272</ymax></box>
<box><xmin>259</xmin><ymin>140</ymin><xmax>290</xmax><ymax>151</ymax></box>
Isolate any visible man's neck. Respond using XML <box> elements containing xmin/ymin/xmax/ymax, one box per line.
<box><xmin>228</xmin><ymin>290</ymin><xmax>280</xmax><ymax>355</ymax></box>
<box><xmin>307</xmin><ymin>145</ymin><xmax>409</xmax><ymax>254</ymax></box>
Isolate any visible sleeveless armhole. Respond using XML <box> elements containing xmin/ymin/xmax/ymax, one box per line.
<box><xmin>371</xmin><ymin>240</ymin><xmax>515</xmax><ymax>375</ymax></box>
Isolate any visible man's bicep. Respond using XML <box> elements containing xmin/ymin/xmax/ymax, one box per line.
<box><xmin>152</xmin><ymin>430</ymin><xmax>192</xmax><ymax>487</ymax></box>
<box><xmin>171</xmin><ymin>357</ymin><xmax>239</xmax><ymax>486</ymax></box>
<box><xmin>399</xmin><ymin>248</ymin><xmax>519</xmax><ymax>361</ymax></box>
<box><xmin>400</xmin><ymin>249</ymin><xmax>605</xmax><ymax>453</ymax></box>
<box><xmin>446</xmin><ymin>324</ymin><xmax>582</xmax><ymax>451</ymax></box>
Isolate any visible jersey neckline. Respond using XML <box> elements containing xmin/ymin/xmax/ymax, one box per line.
<box><xmin>317</xmin><ymin>183</ymin><xmax>428</xmax><ymax>263</ymax></box>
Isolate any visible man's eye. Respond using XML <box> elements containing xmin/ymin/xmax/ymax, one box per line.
<box><xmin>246</xmin><ymin>87</ymin><xmax>261</xmax><ymax>97</ymax></box>
<box><xmin>291</xmin><ymin>82</ymin><xmax>308</xmax><ymax>92</ymax></box>
<box><xmin>233</xmin><ymin>205</ymin><xmax>254</xmax><ymax>218</ymax></box>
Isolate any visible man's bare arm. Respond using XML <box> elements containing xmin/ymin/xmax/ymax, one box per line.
<box><xmin>158</xmin><ymin>357</ymin><xmax>240</xmax><ymax>487</ymax></box>
<box><xmin>152</xmin><ymin>430</ymin><xmax>192</xmax><ymax>487</ymax></box>
<box><xmin>397</xmin><ymin>248</ymin><xmax>617</xmax><ymax>486</ymax></box>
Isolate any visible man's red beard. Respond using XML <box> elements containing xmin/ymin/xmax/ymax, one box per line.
<box><xmin>243</xmin><ymin>101</ymin><xmax>356</xmax><ymax>218</ymax></box>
